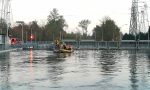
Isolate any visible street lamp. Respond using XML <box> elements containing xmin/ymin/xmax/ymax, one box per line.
<box><xmin>16</xmin><ymin>21</ymin><xmax>24</xmax><ymax>44</ymax></box>
<box><xmin>101</xmin><ymin>29</ymin><xmax>103</xmax><ymax>41</ymax></box>
<box><xmin>6</xmin><ymin>12</ymin><xmax>10</xmax><ymax>38</ymax></box>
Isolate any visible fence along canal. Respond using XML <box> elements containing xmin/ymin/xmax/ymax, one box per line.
<box><xmin>10</xmin><ymin>40</ymin><xmax>150</xmax><ymax>50</ymax></box>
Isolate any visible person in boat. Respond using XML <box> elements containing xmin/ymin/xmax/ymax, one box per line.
<box><xmin>54</xmin><ymin>39</ymin><xmax>60</xmax><ymax>49</ymax></box>
<box><xmin>61</xmin><ymin>42</ymin><xmax>72</xmax><ymax>50</ymax></box>
<box><xmin>66</xmin><ymin>44</ymin><xmax>72</xmax><ymax>50</ymax></box>
<box><xmin>60</xmin><ymin>42</ymin><xmax>71</xmax><ymax>50</ymax></box>
<box><xmin>54</xmin><ymin>40</ymin><xmax>72</xmax><ymax>50</ymax></box>
<box><xmin>54</xmin><ymin>40</ymin><xmax>65</xmax><ymax>49</ymax></box>
<box><xmin>59</xmin><ymin>42</ymin><xmax>67</xmax><ymax>50</ymax></box>
<box><xmin>63</xmin><ymin>44</ymin><xmax>67</xmax><ymax>49</ymax></box>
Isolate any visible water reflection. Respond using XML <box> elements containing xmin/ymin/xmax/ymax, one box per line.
<box><xmin>46</xmin><ymin>53</ymin><xmax>72</xmax><ymax>85</ymax></box>
<box><xmin>29</xmin><ymin>49</ymin><xmax>33</xmax><ymax>66</ymax></box>
<box><xmin>128</xmin><ymin>50</ymin><xmax>138</xmax><ymax>90</ymax></box>
<box><xmin>146</xmin><ymin>50</ymin><xmax>150</xmax><ymax>74</ymax></box>
<box><xmin>76</xmin><ymin>50</ymin><xmax>89</xmax><ymax>60</ymax></box>
<box><xmin>29</xmin><ymin>49</ymin><xmax>35</xmax><ymax>90</ymax></box>
<box><xmin>55</xmin><ymin>53</ymin><xmax>71</xmax><ymax>58</ymax></box>
<box><xmin>1</xmin><ymin>50</ymin><xmax>150</xmax><ymax>89</ymax></box>
<box><xmin>0</xmin><ymin>52</ymin><xmax>12</xmax><ymax>90</ymax></box>
<box><xmin>99</xmin><ymin>50</ymin><xmax>118</xmax><ymax>74</ymax></box>
<box><xmin>47</xmin><ymin>53</ymin><xmax>71</xmax><ymax>60</ymax></box>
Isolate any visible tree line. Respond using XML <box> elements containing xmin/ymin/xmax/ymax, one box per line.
<box><xmin>92</xmin><ymin>17</ymin><xmax>121</xmax><ymax>41</ymax></box>
<box><xmin>1</xmin><ymin>8</ymin><xmax>148</xmax><ymax>42</ymax></box>
<box><xmin>122</xmin><ymin>27</ymin><xmax>150</xmax><ymax>40</ymax></box>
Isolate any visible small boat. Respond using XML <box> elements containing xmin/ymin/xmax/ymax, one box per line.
<box><xmin>53</xmin><ymin>40</ymin><xmax>74</xmax><ymax>53</ymax></box>
<box><xmin>53</xmin><ymin>44</ymin><xmax>74</xmax><ymax>53</ymax></box>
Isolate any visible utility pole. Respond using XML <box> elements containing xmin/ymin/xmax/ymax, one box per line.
<box><xmin>0</xmin><ymin>0</ymin><xmax>11</xmax><ymax>45</ymax></box>
<box><xmin>144</xmin><ymin>2</ymin><xmax>150</xmax><ymax>46</ymax></box>
<box><xmin>16</xmin><ymin>21</ymin><xmax>24</xmax><ymax>44</ymax></box>
<box><xmin>138</xmin><ymin>1</ymin><xmax>149</xmax><ymax>46</ymax></box>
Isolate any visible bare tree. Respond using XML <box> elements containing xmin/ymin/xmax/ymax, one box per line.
<box><xmin>78</xmin><ymin>19</ymin><xmax>91</xmax><ymax>38</ymax></box>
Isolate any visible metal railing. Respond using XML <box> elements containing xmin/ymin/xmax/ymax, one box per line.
<box><xmin>10</xmin><ymin>40</ymin><xmax>150</xmax><ymax>50</ymax></box>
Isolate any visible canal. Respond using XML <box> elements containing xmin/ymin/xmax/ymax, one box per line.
<box><xmin>1</xmin><ymin>50</ymin><xmax>150</xmax><ymax>90</ymax></box>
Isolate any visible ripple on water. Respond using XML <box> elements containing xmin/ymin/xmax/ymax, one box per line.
<box><xmin>0</xmin><ymin>50</ymin><xmax>150</xmax><ymax>90</ymax></box>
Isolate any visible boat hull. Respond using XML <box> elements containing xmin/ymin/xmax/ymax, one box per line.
<box><xmin>53</xmin><ymin>49</ymin><xmax>74</xmax><ymax>53</ymax></box>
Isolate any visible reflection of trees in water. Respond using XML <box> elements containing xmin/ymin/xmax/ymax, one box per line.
<box><xmin>76</xmin><ymin>50</ymin><xmax>93</xmax><ymax>76</ymax></box>
<box><xmin>76</xmin><ymin>50</ymin><xmax>89</xmax><ymax>60</ymax></box>
<box><xmin>128</xmin><ymin>50</ymin><xmax>150</xmax><ymax>90</ymax></box>
<box><xmin>146</xmin><ymin>50</ymin><xmax>150</xmax><ymax>70</ymax></box>
<box><xmin>146</xmin><ymin>50</ymin><xmax>150</xmax><ymax>86</ymax></box>
<box><xmin>98</xmin><ymin>50</ymin><xmax>118</xmax><ymax>74</ymax></box>
<box><xmin>0</xmin><ymin>52</ymin><xmax>12</xmax><ymax>90</ymax></box>
<box><xmin>47</xmin><ymin>53</ymin><xmax>71</xmax><ymax>62</ymax></box>
<box><xmin>128</xmin><ymin>50</ymin><xmax>138</xmax><ymax>90</ymax></box>
<box><xmin>56</xmin><ymin>53</ymin><xmax>71</xmax><ymax>58</ymax></box>
<box><xmin>141</xmin><ymin>50</ymin><xmax>150</xmax><ymax>88</ymax></box>
<box><xmin>45</xmin><ymin>53</ymin><xmax>71</xmax><ymax>85</ymax></box>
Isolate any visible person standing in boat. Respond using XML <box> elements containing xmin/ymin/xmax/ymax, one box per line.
<box><xmin>63</xmin><ymin>43</ymin><xmax>67</xmax><ymax>49</ymax></box>
<box><xmin>59</xmin><ymin>41</ymin><xmax>66</xmax><ymax>49</ymax></box>
<box><xmin>55</xmin><ymin>40</ymin><xmax>60</xmax><ymax>49</ymax></box>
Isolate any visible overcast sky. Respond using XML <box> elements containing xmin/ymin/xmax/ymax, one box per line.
<box><xmin>11</xmin><ymin>0</ymin><xmax>150</xmax><ymax>34</ymax></box>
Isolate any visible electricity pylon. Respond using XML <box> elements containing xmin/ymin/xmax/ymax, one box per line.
<box><xmin>139</xmin><ymin>2</ymin><xmax>149</xmax><ymax>33</ymax></box>
<box><xmin>129</xmin><ymin>0</ymin><xmax>139</xmax><ymax>36</ymax></box>
<box><xmin>0</xmin><ymin>0</ymin><xmax>11</xmax><ymax>36</ymax></box>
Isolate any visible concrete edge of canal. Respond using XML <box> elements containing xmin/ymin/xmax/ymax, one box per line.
<box><xmin>0</xmin><ymin>48</ymin><xmax>22</xmax><ymax>53</ymax></box>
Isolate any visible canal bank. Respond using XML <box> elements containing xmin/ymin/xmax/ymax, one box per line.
<box><xmin>0</xmin><ymin>48</ymin><xmax>22</xmax><ymax>53</ymax></box>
